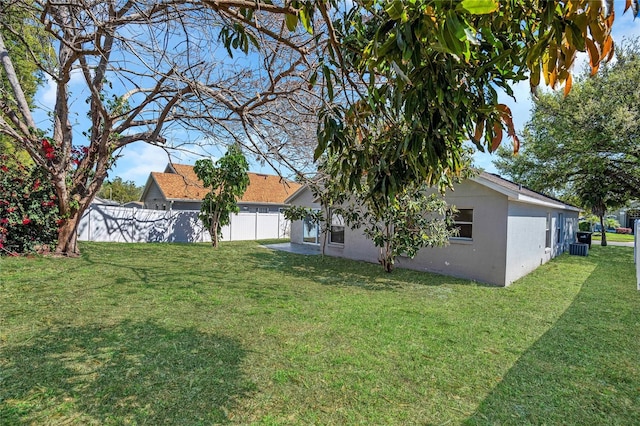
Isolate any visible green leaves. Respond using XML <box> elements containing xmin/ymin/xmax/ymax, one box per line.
<box><xmin>333</xmin><ymin>178</ymin><xmax>458</xmax><ymax>272</ymax></box>
<box><xmin>457</xmin><ymin>0</ymin><xmax>499</xmax><ymax>15</ymax></box>
<box><xmin>193</xmin><ymin>145</ymin><xmax>249</xmax><ymax>247</ymax></box>
<box><xmin>285</xmin><ymin>13</ymin><xmax>298</xmax><ymax>32</ymax></box>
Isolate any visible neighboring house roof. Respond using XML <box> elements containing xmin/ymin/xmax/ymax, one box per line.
<box><xmin>122</xmin><ymin>201</ymin><xmax>144</xmax><ymax>208</ymax></box>
<box><xmin>144</xmin><ymin>163</ymin><xmax>302</xmax><ymax>204</ymax></box>
<box><xmin>92</xmin><ymin>196</ymin><xmax>120</xmax><ymax>206</ymax></box>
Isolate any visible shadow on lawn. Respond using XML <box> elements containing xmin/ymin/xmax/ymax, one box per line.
<box><xmin>251</xmin><ymin>248</ymin><xmax>485</xmax><ymax>290</ymax></box>
<box><xmin>466</xmin><ymin>246</ymin><xmax>640</xmax><ymax>424</ymax></box>
<box><xmin>0</xmin><ymin>320</ymin><xmax>254</xmax><ymax>425</ymax></box>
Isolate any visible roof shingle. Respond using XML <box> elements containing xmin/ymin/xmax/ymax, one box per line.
<box><xmin>153</xmin><ymin>164</ymin><xmax>301</xmax><ymax>204</ymax></box>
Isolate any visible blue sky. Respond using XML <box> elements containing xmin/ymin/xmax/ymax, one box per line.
<box><xmin>33</xmin><ymin>3</ymin><xmax>640</xmax><ymax>187</ymax></box>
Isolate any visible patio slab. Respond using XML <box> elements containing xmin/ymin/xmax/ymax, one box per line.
<box><xmin>262</xmin><ymin>242</ymin><xmax>321</xmax><ymax>255</ymax></box>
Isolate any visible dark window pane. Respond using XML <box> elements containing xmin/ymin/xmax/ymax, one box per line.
<box><xmin>455</xmin><ymin>209</ymin><xmax>473</xmax><ymax>223</ymax></box>
<box><xmin>456</xmin><ymin>224</ymin><xmax>473</xmax><ymax>239</ymax></box>
<box><xmin>330</xmin><ymin>226</ymin><xmax>345</xmax><ymax>244</ymax></box>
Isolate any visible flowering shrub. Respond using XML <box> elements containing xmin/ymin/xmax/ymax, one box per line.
<box><xmin>615</xmin><ymin>227</ymin><xmax>632</xmax><ymax>234</ymax></box>
<box><xmin>0</xmin><ymin>155</ymin><xmax>60</xmax><ymax>254</ymax></box>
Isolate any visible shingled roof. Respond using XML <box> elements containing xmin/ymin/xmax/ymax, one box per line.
<box><xmin>150</xmin><ymin>164</ymin><xmax>302</xmax><ymax>204</ymax></box>
<box><xmin>475</xmin><ymin>172</ymin><xmax>579</xmax><ymax>210</ymax></box>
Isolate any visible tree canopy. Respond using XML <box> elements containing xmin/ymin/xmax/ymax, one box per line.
<box><xmin>194</xmin><ymin>145</ymin><xmax>250</xmax><ymax>248</ymax></box>
<box><xmin>308</xmin><ymin>0</ymin><xmax>638</xmax><ymax>201</ymax></box>
<box><xmin>0</xmin><ymin>6</ymin><xmax>52</xmax><ymax>166</ymax></box>
<box><xmin>494</xmin><ymin>40</ymin><xmax>640</xmax><ymax>245</ymax></box>
<box><xmin>97</xmin><ymin>178</ymin><xmax>143</xmax><ymax>204</ymax></box>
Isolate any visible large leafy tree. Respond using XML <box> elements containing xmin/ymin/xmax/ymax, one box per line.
<box><xmin>312</xmin><ymin>0</ymin><xmax>638</xmax><ymax>200</ymax></box>
<box><xmin>0</xmin><ymin>0</ymin><xmax>316</xmax><ymax>256</ymax></box>
<box><xmin>494</xmin><ymin>41</ymin><xmax>640</xmax><ymax>246</ymax></box>
<box><xmin>193</xmin><ymin>145</ymin><xmax>250</xmax><ymax>248</ymax></box>
<box><xmin>0</xmin><ymin>5</ymin><xmax>52</xmax><ymax>167</ymax></box>
<box><xmin>97</xmin><ymin>177</ymin><xmax>142</xmax><ymax>204</ymax></box>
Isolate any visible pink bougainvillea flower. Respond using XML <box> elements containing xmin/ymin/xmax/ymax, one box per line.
<box><xmin>33</xmin><ymin>179</ymin><xmax>41</xmax><ymax>191</ymax></box>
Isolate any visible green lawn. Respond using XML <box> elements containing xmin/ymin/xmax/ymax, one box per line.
<box><xmin>1</xmin><ymin>241</ymin><xmax>638</xmax><ymax>424</ymax></box>
<box><xmin>592</xmin><ymin>232</ymin><xmax>635</xmax><ymax>243</ymax></box>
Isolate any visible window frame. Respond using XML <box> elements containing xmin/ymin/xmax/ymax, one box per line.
<box><xmin>450</xmin><ymin>208</ymin><xmax>473</xmax><ymax>240</ymax></box>
<box><xmin>556</xmin><ymin>213</ymin><xmax>564</xmax><ymax>245</ymax></box>
<box><xmin>545</xmin><ymin>212</ymin><xmax>552</xmax><ymax>249</ymax></box>
<box><xmin>328</xmin><ymin>208</ymin><xmax>345</xmax><ymax>245</ymax></box>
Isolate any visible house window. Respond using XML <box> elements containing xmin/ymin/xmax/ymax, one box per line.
<box><xmin>451</xmin><ymin>209</ymin><xmax>473</xmax><ymax>239</ymax></box>
<box><xmin>303</xmin><ymin>209</ymin><xmax>320</xmax><ymax>244</ymax></box>
<box><xmin>545</xmin><ymin>213</ymin><xmax>552</xmax><ymax>248</ymax></box>
<box><xmin>329</xmin><ymin>209</ymin><xmax>345</xmax><ymax>244</ymax></box>
<box><xmin>557</xmin><ymin>213</ymin><xmax>564</xmax><ymax>244</ymax></box>
<box><xmin>257</xmin><ymin>207</ymin><xmax>268</xmax><ymax>213</ymax></box>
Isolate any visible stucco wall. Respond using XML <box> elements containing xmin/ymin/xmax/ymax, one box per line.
<box><xmin>287</xmin><ymin>189</ymin><xmax>320</xmax><ymax>244</ymax></box>
<box><xmin>504</xmin><ymin>202</ymin><xmax>578</xmax><ymax>285</ymax></box>
<box><xmin>290</xmin><ymin>181</ymin><xmax>579</xmax><ymax>286</ymax></box>
<box><xmin>401</xmin><ymin>180</ymin><xmax>510</xmax><ymax>285</ymax></box>
<box><xmin>325</xmin><ymin>180</ymin><xmax>511</xmax><ymax>286</ymax></box>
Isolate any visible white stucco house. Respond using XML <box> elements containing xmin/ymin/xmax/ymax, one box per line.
<box><xmin>286</xmin><ymin>172</ymin><xmax>580</xmax><ymax>286</ymax></box>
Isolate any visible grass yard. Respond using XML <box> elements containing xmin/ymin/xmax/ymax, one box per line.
<box><xmin>1</xmin><ymin>241</ymin><xmax>638</xmax><ymax>424</ymax></box>
<box><xmin>592</xmin><ymin>232</ymin><xmax>635</xmax><ymax>243</ymax></box>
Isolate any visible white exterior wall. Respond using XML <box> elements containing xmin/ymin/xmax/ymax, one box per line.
<box><xmin>287</xmin><ymin>189</ymin><xmax>321</xmax><ymax>245</ymax></box>
<box><xmin>503</xmin><ymin>202</ymin><xmax>578</xmax><ymax>285</ymax></box>
<box><xmin>325</xmin><ymin>180</ymin><xmax>511</xmax><ymax>286</ymax></box>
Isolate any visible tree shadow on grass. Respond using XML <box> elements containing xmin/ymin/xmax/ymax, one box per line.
<box><xmin>465</xmin><ymin>247</ymin><xmax>640</xmax><ymax>424</ymax></box>
<box><xmin>0</xmin><ymin>320</ymin><xmax>254</xmax><ymax>425</ymax></box>
<box><xmin>250</xmin><ymin>248</ymin><xmax>487</xmax><ymax>291</ymax></box>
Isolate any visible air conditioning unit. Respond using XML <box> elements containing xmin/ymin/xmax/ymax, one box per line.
<box><xmin>569</xmin><ymin>243</ymin><xmax>589</xmax><ymax>256</ymax></box>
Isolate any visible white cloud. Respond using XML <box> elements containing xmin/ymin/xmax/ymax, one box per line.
<box><xmin>36</xmin><ymin>69</ymin><xmax>85</xmax><ymax>111</ymax></box>
<box><xmin>110</xmin><ymin>143</ymin><xmax>172</xmax><ymax>185</ymax></box>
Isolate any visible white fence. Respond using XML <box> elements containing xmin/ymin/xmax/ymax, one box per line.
<box><xmin>78</xmin><ymin>205</ymin><xmax>290</xmax><ymax>243</ymax></box>
<box><xmin>635</xmin><ymin>219</ymin><xmax>639</xmax><ymax>290</ymax></box>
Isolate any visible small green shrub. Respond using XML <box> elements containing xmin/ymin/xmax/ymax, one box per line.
<box><xmin>578</xmin><ymin>221</ymin><xmax>591</xmax><ymax>232</ymax></box>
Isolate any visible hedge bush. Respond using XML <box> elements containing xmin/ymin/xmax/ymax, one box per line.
<box><xmin>0</xmin><ymin>155</ymin><xmax>60</xmax><ymax>254</ymax></box>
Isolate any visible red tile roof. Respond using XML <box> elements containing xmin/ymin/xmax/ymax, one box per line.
<box><xmin>153</xmin><ymin>164</ymin><xmax>302</xmax><ymax>204</ymax></box>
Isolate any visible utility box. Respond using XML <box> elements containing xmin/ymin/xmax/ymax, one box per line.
<box><xmin>576</xmin><ymin>231</ymin><xmax>592</xmax><ymax>248</ymax></box>
<box><xmin>569</xmin><ymin>243</ymin><xmax>589</xmax><ymax>256</ymax></box>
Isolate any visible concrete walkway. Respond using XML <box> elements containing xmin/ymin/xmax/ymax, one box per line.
<box><xmin>262</xmin><ymin>242</ymin><xmax>321</xmax><ymax>255</ymax></box>
<box><xmin>597</xmin><ymin>241</ymin><xmax>634</xmax><ymax>247</ymax></box>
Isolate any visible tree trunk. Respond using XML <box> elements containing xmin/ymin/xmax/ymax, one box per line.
<box><xmin>210</xmin><ymin>225</ymin><xmax>219</xmax><ymax>248</ymax></box>
<box><xmin>55</xmin><ymin>216</ymin><xmax>79</xmax><ymax>255</ymax></box>
<box><xmin>599</xmin><ymin>214</ymin><xmax>607</xmax><ymax>246</ymax></box>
